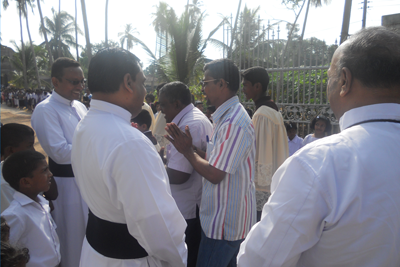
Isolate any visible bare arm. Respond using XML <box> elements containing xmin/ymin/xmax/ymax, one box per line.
<box><xmin>165</xmin><ymin>123</ymin><xmax>225</xmax><ymax>184</ymax></box>
<box><xmin>167</xmin><ymin>168</ymin><xmax>191</xmax><ymax>184</ymax></box>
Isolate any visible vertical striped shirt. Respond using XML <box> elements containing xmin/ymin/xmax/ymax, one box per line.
<box><xmin>201</xmin><ymin>96</ymin><xmax>256</xmax><ymax>241</ymax></box>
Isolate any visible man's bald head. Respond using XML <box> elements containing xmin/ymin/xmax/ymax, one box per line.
<box><xmin>336</xmin><ymin>27</ymin><xmax>400</xmax><ymax>90</ymax></box>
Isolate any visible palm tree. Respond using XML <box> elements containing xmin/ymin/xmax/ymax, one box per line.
<box><xmin>8</xmin><ymin>41</ymin><xmax>49</xmax><ymax>88</ymax></box>
<box><xmin>118</xmin><ymin>24</ymin><xmax>139</xmax><ymax>51</ymax></box>
<box><xmin>81</xmin><ymin>0</ymin><xmax>92</xmax><ymax>63</ymax></box>
<box><xmin>36</xmin><ymin>0</ymin><xmax>53</xmax><ymax>67</ymax></box>
<box><xmin>40</xmin><ymin>8</ymin><xmax>82</xmax><ymax>60</ymax></box>
<box><xmin>75</xmin><ymin>0</ymin><xmax>79</xmax><ymax>61</ymax></box>
<box><xmin>3</xmin><ymin>0</ymin><xmax>28</xmax><ymax>89</ymax></box>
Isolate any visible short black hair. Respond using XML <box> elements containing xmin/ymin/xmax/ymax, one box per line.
<box><xmin>206</xmin><ymin>106</ymin><xmax>216</xmax><ymax>112</ymax></box>
<box><xmin>1</xmin><ymin>242</ymin><xmax>30</xmax><ymax>266</ymax></box>
<box><xmin>131</xmin><ymin>109</ymin><xmax>152</xmax><ymax>128</ymax></box>
<box><xmin>145</xmin><ymin>93</ymin><xmax>155</xmax><ymax>102</ymax></box>
<box><xmin>310</xmin><ymin>115</ymin><xmax>332</xmax><ymax>133</ymax></box>
<box><xmin>1</xmin><ymin>123</ymin><xmax>35</xmax><ymax>156</ymax></box>
<box><xmin>338</xmin><ymin>27</ymin><xmax>400</xmax><ymax>89</ymax></box>
<box><xmin>88</xmin><ymin>48</ymin><xmax>141</xmax><ymax>94</ymax></box>
<box><xmin>51</xmin><ymin>57</ymin><xmax>80</xmax><ymax>80</ymax></box>
<box><xmin>156</xmin><ymin>82</ymin><xmax>167</xmax><ymax>95</ymax></box>
<box><xmin>241</xmin><ymin>67</ymin><xmax>270</xmax><ymax>93</ymax></box>
<box><xmin>159</xmin><ymin>82</ymin><xmax>192</xmax><ymax>106</ymax></box>
<box><xmin>203</xmin><ymin>59</ymin><xmax>240</xmax><ymax>93</ymax></box>
<box><xmin>285</xmin><ymin>121</ymin><xmax>298</xmax><ymax>131</ymax></box>
<box><xmin>2</xmin><ymin>150</ymin><xmax>46</xmax><ymax>191</ymax></box>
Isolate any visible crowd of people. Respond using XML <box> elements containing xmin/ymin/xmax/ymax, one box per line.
<box><xmin>1</xmin><ymin>88</ymin><xmax>50</xmax><ymax>112</ymax></box>
<box><xmin>1</xmin><ymin>26</ymin><xmax>400</xmax><ymax>267</ymax></box>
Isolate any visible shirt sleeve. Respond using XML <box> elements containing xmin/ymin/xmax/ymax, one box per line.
<box><xmin>209</xmin><ymin>123</ymin><xmax>252</xmax><ymax>174</ymax></box>
<box><xmin>31</xmin><ymin>105</ymin><xmax>73</xmax><ymax>164</ymax></box>
<box><xmin>237</xmin><ymin>156</ymin><xmax>330</xmax><ymax>267</ymax></box>
<box><xmin>108</xmin><ymin>140</ymin><xmax>187</xmax><ymax>267</ymax></box>
<box><xmin>2</xmin><ymin>208</ymin><xmax>25</xmax><ymax>247</ymax></box>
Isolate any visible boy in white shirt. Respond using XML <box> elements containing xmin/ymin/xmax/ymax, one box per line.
<box><xmin>285</xmin><ymin>122</ymin><xmax>303</xmax><ymax>156</ymax></box>
<box><xmin>1</xmin><ymin>150</ymin><xmax>61</xmax><ymax>267</ymax></box>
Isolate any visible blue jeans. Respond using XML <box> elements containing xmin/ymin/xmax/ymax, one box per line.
<box><xmin>196</xmin><ymin>230</ymin><xmax>244</xmax><ymax>267</ymax></box>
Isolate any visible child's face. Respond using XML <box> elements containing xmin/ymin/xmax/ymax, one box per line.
<box><xmin>314</xmin><ymin>120</ymin><xmax>327</xmax><ymax>137</ymax></box>
<box><xmin>30</xmin><ymin>159</ymin><xmax>53</xmax><ymax>194</ymax></box>
<box><xmin>287</xmin><ymin>128</ymin><xmax>297</xmax><ymax>140</ymax></box>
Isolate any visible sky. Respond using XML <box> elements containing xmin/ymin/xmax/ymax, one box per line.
<box><xmin>1</xmin><ymin>0</ymin><xmax>399</xmax><ymax>68</ymax></box>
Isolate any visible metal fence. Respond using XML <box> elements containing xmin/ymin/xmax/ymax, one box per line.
<box><xmin>226</xmin><ymin>18</ymin><xmax>340</xmax><ymax>137</ymax></box>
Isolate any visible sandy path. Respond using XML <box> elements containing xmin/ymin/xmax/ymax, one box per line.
<box><xmin>1</xmin><ymin>103</ymin><xmax>47</xmax><ymax>158</ymax></box>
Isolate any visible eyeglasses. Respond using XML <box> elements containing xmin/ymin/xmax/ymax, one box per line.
<box><xmin>199</xmin><ymin>79</ymin><xmax>219</xmax><ymax>87</ymax></box>
<box><xmin>65</xmin><ymin>78</ymin><xmax>86</xmax><ymax>86</ymax></box>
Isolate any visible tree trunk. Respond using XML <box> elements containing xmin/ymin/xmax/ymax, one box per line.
<box><xmin>75</xmin><ymin>0</ymin><xmax>79</xmax><ymax>61</ymax></box>
<box><xmin>25</xmin><ymin>4</ymin><xmax>41</xmax><ymax>88</ymax></box>
<box><xmin>281</xmin><ymin>0</ymin><xmax>307</xmax><ymax>67</ymax></box>
<box><xmin>105</xmin><ymin>0</ymin><xmax>109</xmax><ymax>47</ymax></box>
<box><xmin>19</xmin><ymin>6</ymin><xmax>28</xmax><ymax>89</ymax></box>
<box><xmin>81</xmin><ymin>0</ymin><xmax>92</xmax><ymax>63</ymax></box>
<box><xmin>300</xmin><ymin>0</ymin><xmax>311</xmax><ymax>42</ymax></box>
<box><xmin>37</xmin><ymin>0</ymin><xmax>53</xmax><ymax>68</ymax></box>
<box><xmin>229</xmin><ymin>0</ymin><xmax>242</xmax><ymax>58</ymax></box>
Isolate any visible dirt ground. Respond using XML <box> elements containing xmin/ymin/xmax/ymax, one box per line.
<box><xmin>1</xmin><ymin>103</ymin><xmax>47</xmax><ymax>158</ymax></box>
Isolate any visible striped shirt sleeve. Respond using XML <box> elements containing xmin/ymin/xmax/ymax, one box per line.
<box><xmin>209</xmin><ymin>123</ymin><xmax>252</xmax><ymax>174</ymax></box>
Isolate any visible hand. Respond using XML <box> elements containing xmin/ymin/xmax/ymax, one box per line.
<box><xmin>164</xmin><ymin>123</ymin><xmax>193</xmax><ymax>156</ymax></box>
<box><xmin>131</xmin><ymin>122</ymin><xmax>139</xmax><ymax>129</ymax></box>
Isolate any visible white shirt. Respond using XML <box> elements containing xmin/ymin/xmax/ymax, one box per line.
<box><xmin>0</xmin><ymin>161</ymin><xmax>16</xmax><ymax>213</ymax></box>
<box><xmin>1</xmin><ymin>192</ymin><xmax>61</xmax><ymax>267</ymax></box>
<box><xmin>31</xmin><ymin>90</ymin><xmax>87</xmax><ymax>165</ymax></box>
<box><xmin>166</xmin><ymin>104</ymin><xmax>213</xmax><ymax>220</ymax></box>
<box><xmin>72</xmin><ymin>99</ymin><xmax>187</xmax><ymax>267</ymax></box>
<box><xmin>301</xmin><ymin>134</ymin><xmax>319</xmax><ymax>148</ymax></box>
<box><xmin>288</xmin><ymin>135</ymin><xmax>303</xmax><ymax>156</ymax></box>
<box><xmin>238</xmin><ymin>103</ymin><xmax>400</xmax><ymax>267</ymax></box>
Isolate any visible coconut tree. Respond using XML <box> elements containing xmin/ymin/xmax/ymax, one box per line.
<box><xmin>75</xmin><ymin>0</ymin><xmax>79</xmax><ymax>61</ymax></box>
<box><xmin>8</xmin><ymin>41</ymin><xmax>49</xmax><ymax>88</ymax></box>
<box><xmin>40</xmin><ymin>8</ymin><xmax>82</xmax><ymax>60</ymax></box>
<box><xmin>118</xmin><ymin>24</ymin><xmax>139</xmax><ymax>51</ymax></box>
<box><xmin>81</xmin><ymin>0</ymin><xmax>92</xmax><ymax>63</ymax></box>
<box><xmin>105</xmin><ymin>0</ymin><xmax>109</xmax><ymax>47</ymax></box>
<box><xmin>36</xmin><ymin>0</ymin><xmax>53</xmax><ymax>67</ymax></box>
<box><xmin>3</xmin><ymin>0</ymin><xmax>28</xmax><ymax>89</ymax></box>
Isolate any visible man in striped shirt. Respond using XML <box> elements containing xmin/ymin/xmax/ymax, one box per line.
<box><xmin>165</xmin><ymin>59</ymin><xmax>256</xmax><ymax>267</ymax></box>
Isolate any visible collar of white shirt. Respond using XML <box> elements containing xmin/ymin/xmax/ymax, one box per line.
<box><xmin>90</xmin><ymin>99</ymin><xmax>132</xmax><ymax>123</ymax></box>
<box><xmin>211</xmin><ymin>96</ymin><xmax>239</xmax><ymax>125</ymax></box>
<box><xmin>172</xmin><ymin>103</ymin><xmax>194</xmax><ymax>126</ymax></box>
<box><xmin>51</xmin><ymin>90</ymin><xmax>75</xmax><ymax>106</ymax></box>
<box><xmin>13</xmin><ymin>191</ymin><xmax>48</xmax><ymax>207</ymax></box>
<box><xmin>339</xmin><ymin>103</ymin><xmax>400</xmax><ymax>131</ymax></box>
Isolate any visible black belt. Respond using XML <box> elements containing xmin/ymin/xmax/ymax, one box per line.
<box><xmin>48</xmin><ymin>157</ymin><xmax>74</xmax><ymax>177</ymax></box>
<box><xmin>86</xmin><ymin>210</ymin><xmax>148</xmax><ymax>259</ymax></box>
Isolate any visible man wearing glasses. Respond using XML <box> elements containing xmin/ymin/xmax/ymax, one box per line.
<box><xmin>31</xmin><ymin>57</ymin><xmax>88</xmax><ymax>267</ymax></box>
<box><xmin>165</xmin><ymin>59</ymin><xmax>257</xmax><ymax>267</ymax></box>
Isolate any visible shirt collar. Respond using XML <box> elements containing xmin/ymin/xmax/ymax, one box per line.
<box><xmin>90</xmin><ymin>99</ymin><xmax>132</xmax><ymax>123</ymax></box>
<box><xmin>172</xmin><ymin>104</ymin><xmax>194</xmax><ymax>125</ymax></box>
<box><xmin>51</xmin><ymin>90</ymin><xmax>74</xmax><ymax>106</ymax></box>
<box><xmin>339</xmin><ymin>103</ymin><xmax>400</xmax><ymax>131</ymax></box>
<box><xmin>13</xmin><ymin>191</ymin><xmax>47</xmax><ymax>207</ymax></box>
<box><xmin>211</xmin><ymin>96</ymin><xmax>239</xmax><ymax>124</ymax></box>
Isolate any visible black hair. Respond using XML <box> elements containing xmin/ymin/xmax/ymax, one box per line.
<box><xmin>88</xmin><ymin>48</ymin><xmax>141</xmax><ymax>94</ymax></box>
<box><xmin>337</xmin><ymin>27</ymin><xmax>400</xmax><ymax>89</ymax></box>
<box><xmin>245</xmin><ymin>107</ymin><xmax>253</xmax><ymax>118</ymax></box>
<box><xmin>131</xmin><ymin>109</ymin><xmax>152</xmax><ymax>129</ymax></box>
<box><xmin>206</xmin><ymin>106</ymin><xmax>216</xmax><ymax>112</ymax></box>
<box><xmin>159</xmin><ymin>82</ymin><xmax>192</xmax><ymax>106</ymax></box>
<box><xmin>241</xmin><ymin>66</ymin><xmax>270</xmax><ymax>93</ymax></box>
<box><xmin>285</xmin><ymin>121</ymin><xmax>298</xmax><ymax>131</ymax></box>
<box><xmin>1</xmin><ymin>242</ymin><xmax>30</xmax><ymax>267</ymax></box>
<box><xmin>51</xmin><ymin>57</ymin><xmax>80</xmax><ymax>80</ymax></box>
<box><xmin>154</xmin><ymin>101</ymin><xmax>160</xmax><ymax>107</ymax></box>
<box><xmin>195</xmin><ymin>100</ymin><xmax>203</xmax><ymax>106</ymax></box>
<box><xmin>203</xmin><ymin>59</ymin><xmax>240</xmax><ymax>93</ymax></box>
<box><xmin>2</xmin><ymin>150</ymin><xmax>46</xmax><ymax>191</ymax></box>
<box><xmin>145</xmin><ymin>93</ymin><xmax>155</xmax><ymax>102</ymax></box>
<box><xmin>1</xmin><ymin>123</ymin><xmax>35</xmax><ymax>156</ymax></box>
<box><xmin>310</xmin><ymin>115</ymin><xmax>332</xmax><ymax>133</ymax></box>
<box><xmin>156</xmin><ymin>82</ymin><xmax>167</xmax><ymax>95</ymax></box>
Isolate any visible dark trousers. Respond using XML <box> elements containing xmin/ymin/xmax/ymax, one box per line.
<box><xmin>186</xmin><ymin>206</ymin><xmax>201</xmax><ymax>267</ymax></box>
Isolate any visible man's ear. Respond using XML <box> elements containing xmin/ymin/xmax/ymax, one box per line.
<box><xmin>123</xmin><ymin>73</ymin><xmax>134</xmax><ymax>93</ymax></box>
<box><xmin>3</xmin><ymin>146</ymin><xmax>14</xmax><ymax>159</ymax></box>
<box><xmin>51</xmin><ymin>77</ymin><xmax>60</xmax><ymax>88</ymax></box>
<box><xmin>339</xmin><ymin>67</ymin><xmax>353</xmax><ymax>97</ymax></box>
<box><xmin>255</xmin><ymin>82</ymin><xmax>263</xmax><ymax>93</ymax></box>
